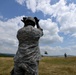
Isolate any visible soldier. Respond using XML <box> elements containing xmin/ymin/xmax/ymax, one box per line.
<box><xmin>64</xmin><ymin>53</ymin><xmax>67</xmax><ymax>58</ymax></box>
<box><xmin>11</xmin><ymin>16</ymin><xmax>43</xmax><ymax>75</ymax></box>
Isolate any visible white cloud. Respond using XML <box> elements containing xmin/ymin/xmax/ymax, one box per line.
<box><xmin>1</xmin><ymin>0</ymin><xmax>76</xmax><ymax>55</ymax></box>
<box><xmin>15</xmin><ymin>0</ymin><xmax>25</xmax><ymax>5</ymax></box>
<box><xmin>0</xmin><ymin>16</ymin><xmax>63</xmax><ymax>54</ymax></box>
<box><xmin>26</xmin><ymin>0</ymin><xmax>37</xmax><ymax>13</ymax></box>
<box><xmin>39</xmin><ymin>19</ymin><xmax>63</xmax><ymax>44</ymax></box>
<box><xmin>40</xmin><ymin>45</ymin><xmax>76</xmax><ymax>56</ymax></box>
<box><xmin>56</xmin><ymin>3</ymin><xmax>76</xmax><ymax>36</ymax></box>
<box><xmin>15</xmin><ymin>0</ymin><xmax>37</xmax><ymax>12</ymax></box>
<box><xmin>0</xmin><ymin>15</ymin><xmax>3</xmax><ymax>19</ymax></box>
<box><xmin>15</xmin><ymin>0</ymin><xmax>67</xmax><ymax>15</ymax></box>
<box><xmin>0</xmin><ymin>16</ymin><xmax>24</xmax><ymax>54</ymax></box>
<box><xmin>72</xmin><ymin>33</ymin><xmax>76</xmax><ymax>37</ymax></box>
<box><xmin>16</xmin><ymin>0</ymin><xmax>76</xmax><ymax>37</ymax></box>
<box><xmin>15</xmin><ymin>0</ymin><xmax>53</xmax><ymax>14</ymax></box>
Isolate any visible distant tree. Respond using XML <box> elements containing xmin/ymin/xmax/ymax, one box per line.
<box><xmin>64</xmin><ymin>53</ymin><xmax>67</xmax><ymax>58</ymax></box>
<box><xmin>44</xmin><ymin>51</ymin><xmax>48</xmax><ymax>55</ymax></box>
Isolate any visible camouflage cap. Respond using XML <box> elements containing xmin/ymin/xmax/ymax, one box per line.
<box><xmin>25</xmin><ymin>17</ymin><xmax>36</xmax><ymax>23</ymax></box>
<box><xmin>21</xmin><ymin>17</ymin><xmax>36</xmax><ymax>23</ymax></box>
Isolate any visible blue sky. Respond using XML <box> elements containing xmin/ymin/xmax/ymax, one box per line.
<box><xmin>0</xmin><ymin>0</ymin><xmax>76</xmax><ymax>56</ymax></box>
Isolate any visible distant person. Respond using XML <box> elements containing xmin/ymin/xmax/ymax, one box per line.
<box><xmin>64</xmin><ymin>53</ymin><xmax>67</xmax><ymax>58</ymax></box>
<box><xmin>11</xmin><ymin>16</ymin><xmax>43</xmax><ymax>75</ymax></box>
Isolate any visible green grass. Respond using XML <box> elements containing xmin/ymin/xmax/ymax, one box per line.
<box><xmin>39</xmin><ymin>57</ymin><xmax>76</xmax><ymax>75</ymax></box>
<box><xmin>0</xmin><ymin>57</ymin><xmax>76</xmax><ymax>75</ymax></box>
<box><xmin>0</xmin><ymin>57</ymin><xmax>13</xmax><ymax>75</ymax></box>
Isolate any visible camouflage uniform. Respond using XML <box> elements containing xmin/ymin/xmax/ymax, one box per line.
<box><xmin>12</xmin><ymin>25</ymin><xmax>43</xmax><ymax>75</ymax></box>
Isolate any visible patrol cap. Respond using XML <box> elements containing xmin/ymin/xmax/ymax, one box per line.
<box><xmin>26</xmin><ymin>17</ymin><xmax>35</xmax><ymax>23</ymax></box>
<box><xmin>21</xmin><ymin>17</ymin><xmax>36</xmax><ymax>23</ymax></box>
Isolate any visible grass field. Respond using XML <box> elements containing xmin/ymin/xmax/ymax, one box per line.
<box><xmin>0</xmin><ymin>57</ymin><xmax>76</xmax><ymax>75</ymax></box>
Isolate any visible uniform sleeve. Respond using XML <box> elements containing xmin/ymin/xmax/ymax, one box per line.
<box><xmin>16</xmin><ymin>29</ymin><xmax>22</xmax><ymax>41</ymax></box>
<box><xmin>32</xmin><ymin>27</ymin><xmax>43</xmax><ymax>38</ymax></box>
<box><xmin>16</xmin><ymin>30</ymin><xmax>19</xmax><ymax>40</ymax></box>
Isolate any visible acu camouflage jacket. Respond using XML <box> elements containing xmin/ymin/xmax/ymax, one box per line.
<box><xmin>14</xmin><ymin>25</ymin><xmax>43</xmax><ymax>62</ymax></box>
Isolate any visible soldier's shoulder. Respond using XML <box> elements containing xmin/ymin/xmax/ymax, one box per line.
<box><xmin>17</xmin><ymin>27</ymin><xmax>24</xmax><ymax>33</ymax></box>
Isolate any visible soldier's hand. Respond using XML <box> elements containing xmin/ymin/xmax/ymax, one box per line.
<box><xmin>21</xmin><ymin>17</ymin><xmax>27</xmax><ymax>23</ymax></box>
<box><xmin>34</xmin><ymin>17</ymin><xmax>39</xmax><ymax>24</ymax></box>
